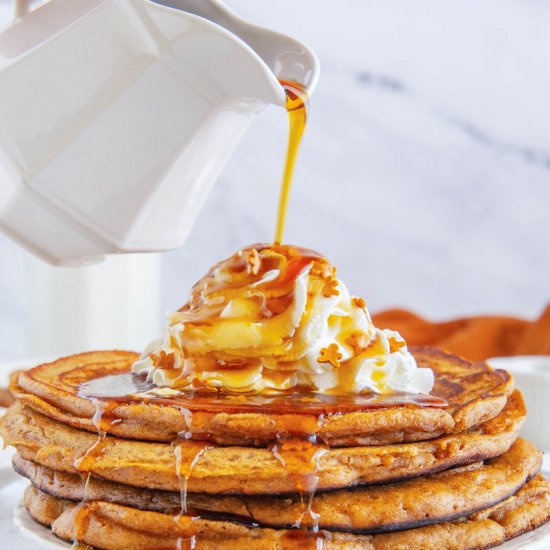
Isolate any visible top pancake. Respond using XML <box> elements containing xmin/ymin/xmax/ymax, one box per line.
<box><xmin>12</xmin><ymin>347</ymin><xmax>514</xmax><ymax>446</ymax></box>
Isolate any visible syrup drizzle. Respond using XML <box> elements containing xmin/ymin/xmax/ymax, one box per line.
<box><xmin>66</xmin><ymin>76</ymin><xmax>444</xmax><ymax>547</ymax></box>
<box><xmin>274</xmin><ymin>81</ymin><xmax>308</xmax><ymax>244</ymax></box>
<box><xmin>71</xmin><ymin>399</ymin><xmax>118</xmax><ymax>547</ymax></box>
<box><xmin>270</xmin><ymin>438</ymin><xmax>328</xmax><ymax>532</ymax></box>
<box><xmin>70</xmin><ymin>505</ymin><xmax>92</xmax><ymax>550</ymax></box>
<box><xmin>74</xmin><ymin>370</ymin><xmax>446</xmax><ymax>548</ymax></box>
<box><xmin>172</xmin><ymin>434</ymin><xmax>210</xmax><ymax>549</ymax></box>
<box><xmin>73</xmin><ymin>399</ymin><xmax>117</xmax><ymax>471</ymax></box>
<box><xmin>78</xmin><ymin>374</ymin><xmax>447</xmax><ymax>416</ymax></box>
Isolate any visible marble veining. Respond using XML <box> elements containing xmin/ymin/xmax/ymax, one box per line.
<box><xmin>0</xmin><ymin>0</ymin><xmax>549</xmax><ymax>359</ymax></box>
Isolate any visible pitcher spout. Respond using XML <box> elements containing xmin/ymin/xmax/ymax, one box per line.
<box><xmin>151</xmin><ymin>0</ymin><xmax>320</xmax><ymax>101</ymax></box>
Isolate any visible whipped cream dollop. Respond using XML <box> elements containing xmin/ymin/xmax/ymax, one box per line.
<box><xmin>133</xmin><ymin>244</ymin><xmax>434</xmax><ymax>395</ymax></box>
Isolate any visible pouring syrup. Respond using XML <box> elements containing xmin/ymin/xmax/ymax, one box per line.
<box><xmin>274</xmin><ymin>81</ymin><xmax>308</xmax><ymax>245</ymax></box>
<box><xmin>69</xmin><ymin>80</ymin><xmax>444</xmax><ymax>548</ymax></box>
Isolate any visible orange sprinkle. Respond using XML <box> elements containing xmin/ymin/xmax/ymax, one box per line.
<box><xmin>311</xmin><ymin>261</ymin><xmax>336</xmax><ymax>279</ymax></box>
<box><xmin>389</xmin><ymin>337</ymin><xmax>406</xmax><ymax>353</ymax></box>
<box><xmin>150</xmin><ymin>350</ymin><xmax>175</xmax><ymax>370</ymax></box>
<box><xmin>247</xmin><ymin>248</ymin><xmax>261</xmax><ymax>275</ymax></box>
<box><xmin>352</xmin><ymin>297</ymin><xmax>366</xmax><ymax>311</ymax></box>
<box><xmin>318</xmin><ymin>343</ymin><xmax>343</xmax><ymax>368</ymax></box>
<box><xmin>322</xmin><ymin>276</ymin><xmax>340</xmax><ymax>298</ymax></box>
<box><xmin>345</xmin><ymin>332</ymin><xmax>369</xmax><ymax>355</ymax></box>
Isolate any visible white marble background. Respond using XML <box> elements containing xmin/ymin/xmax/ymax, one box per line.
<box><xmin>0</xmin><ymin>0</ymin><xmax>549</xmax><ymax>359</ymax></box>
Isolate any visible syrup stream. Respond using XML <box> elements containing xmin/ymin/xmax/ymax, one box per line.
<box><xmin>274</xmin><ymin>81</ymin><xmax>308</xmax><ymax>245</ymax></box>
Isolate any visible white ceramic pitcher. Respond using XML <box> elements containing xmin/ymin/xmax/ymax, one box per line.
<box><xmin>0</xmin><ymin>0</ymin><xmax>319</xmax><ymax>266</ymax></box>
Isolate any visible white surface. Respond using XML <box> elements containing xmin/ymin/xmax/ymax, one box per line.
<box><xmin>0</xmin><ymin>2</ymin><xmax>550</xmax><ymax>355</ymax></box>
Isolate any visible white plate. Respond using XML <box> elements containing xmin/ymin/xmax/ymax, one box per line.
<box><xmin>13</xmin><ymin>499</ymin><xmax>550</xmax><ymax>550</ymax></box>
<box><xmin>487</xmin><ymin>356</ymin><xmax>550</xmax><ymax>450</ymax></box>
<box><xmin>14</xmin><ymin>501</ymin><xmax>67</xmax><ymax>549</ymax></box>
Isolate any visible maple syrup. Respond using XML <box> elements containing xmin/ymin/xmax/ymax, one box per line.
<box><xmin>173</xmin><ymin>438</ymin><xmax>211</xmax><ymax>515</ymax></box>
<box><xmin>73</xmin><ymin>398</ymin><xmax>117</xmax><ymax>472</ymax></box>
<box><xmin>76</xmin><ymin>369</ymin><xmax>446</xmax><ymax>541</ymax></box>
<box><xmin>67</xmin><ymin>78</ymin><xmax>448</xmax><ymax>547</ymax></box>
<box><xmin>79</xmin><ymin>373</ymin><xmax>446</xmax><ymax>416</ymax></box>
<box><xmin>270</xmin><ymin>438</ymin><xmax>328</xmax><ymax>531</ymax></box>
<box><xmin>71</xmin><ymin>398</ymin><xmax>119</xmax><ymax>547</ymax></box>
<box><xmin>274</xmin><ymin>81</ymin><xmax>308</xmax><ymax>244</ymax></box>
<box><xmin>280</xmin><ymin>530</ymin><xmax>327</xmax><ymax>550</ymax></box>
<box><xmin>172</xmin><ymin>441</ymin><xmax>204</xmax><ymax>550</ymax></box>
<box><xmin>70</xmin><ymin>504</ymin><xmax>92</xmax><ymax>549</ymax></box>
<box><xmin>173</xmin><ymin>510</ymin><xmax>198</xmax><ymax>550</ymax></box>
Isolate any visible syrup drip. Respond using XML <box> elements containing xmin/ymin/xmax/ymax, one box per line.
<box><xmin>280</xmin><ymin>530</ymin><xmax>326</xmax><ymax>550</ymax></box>
<box><xmin>174</xmin><ymin>514</ymin><xmax>197</xmax><ymax>550</ymax></box>
<box><xmin>270</xmin><ymin>438</ymin><xmax>328</xmax><ymax>532</ymax></box>
<box><xmin>73</xmin><ymin>399</ymin><xmax>117</xmax><ymax>471</ymax></box>
<box><xmin>70</xmin><ymin>504</ymin><xmax>92</xmax><ymax>550</ymax></box>
<box><xmin>175</xmin><ymin>534</ymin><xmax>197</xmax><ymax>550</ymax></box>
<box><xmin>72</xmin><ymin>399</ymin><xmax>118</xmax><ymax>548</ymax></box>
<box><xmin>173</xmin><ymin>440</ymin><xmax>210</xmax><ymax>516</ymax></box>
<box><xmin>274</xmin><ymin>81</ymin><xmax>308</xmax><ymax>244</ymax></box>
<box><xmin>171</xmin><ymin>400</ymin><xmax>211</xmax><ymax>549</ymax></box>
<box><xmin>172</xmin><ymin>467</ymin><xmax>201</xmax><ymax>550</ymax></box>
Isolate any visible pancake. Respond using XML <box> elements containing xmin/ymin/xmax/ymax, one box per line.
<box><xmin>24</xmin><ymin>476</ymin><xmax>550</xmax><ymax>550</ymax></box>
<box><xmin>11</xmin><ymin>347</ymin><xmax>514</xmax><ymax>447</ymax></box>
<box><xmin>13</xmin><ymin>438</ymin><xmax>542</xmax><ymax>533</ymax></box>
<box><xmin>1</xmin><ymin>390</ymin><xmax>525</xmax><ymax>495</ymax></box>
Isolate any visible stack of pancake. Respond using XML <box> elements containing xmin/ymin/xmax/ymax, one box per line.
<box><xmin>2</xmin><ymin>347</ymin><xmax>549</xmax><ymax>549</ymax></box>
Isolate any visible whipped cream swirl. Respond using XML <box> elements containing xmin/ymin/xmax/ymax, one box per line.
<box><xmin>133</xmin><ymin>245</ymin><xmax>434</xmax><ymax>395</ymax></box>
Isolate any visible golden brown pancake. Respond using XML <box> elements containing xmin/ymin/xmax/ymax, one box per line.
<box><xmin>13</xmin><ymin>438</ymin><xmax>542</xmax><ymax>533</ymax></box>
<box><xmin>23</xmin><ymin>476</ymin><xmax>550</xmax><ymax>550</ymax></box>
<box><xmin>1</xmin><ymin>391</ymin><xmax>525</xmax><ymax>495</ymax></box>
<box><xmin>11</xmin><ymin>347</ymin><xmax>514</xmax><ymax>446</ymax></box>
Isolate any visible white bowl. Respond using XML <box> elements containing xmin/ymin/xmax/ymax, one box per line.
<box><xmin>487</xmin><ymin>355</ymin><xmax>550</xmax><ymax>450</ymax></box>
